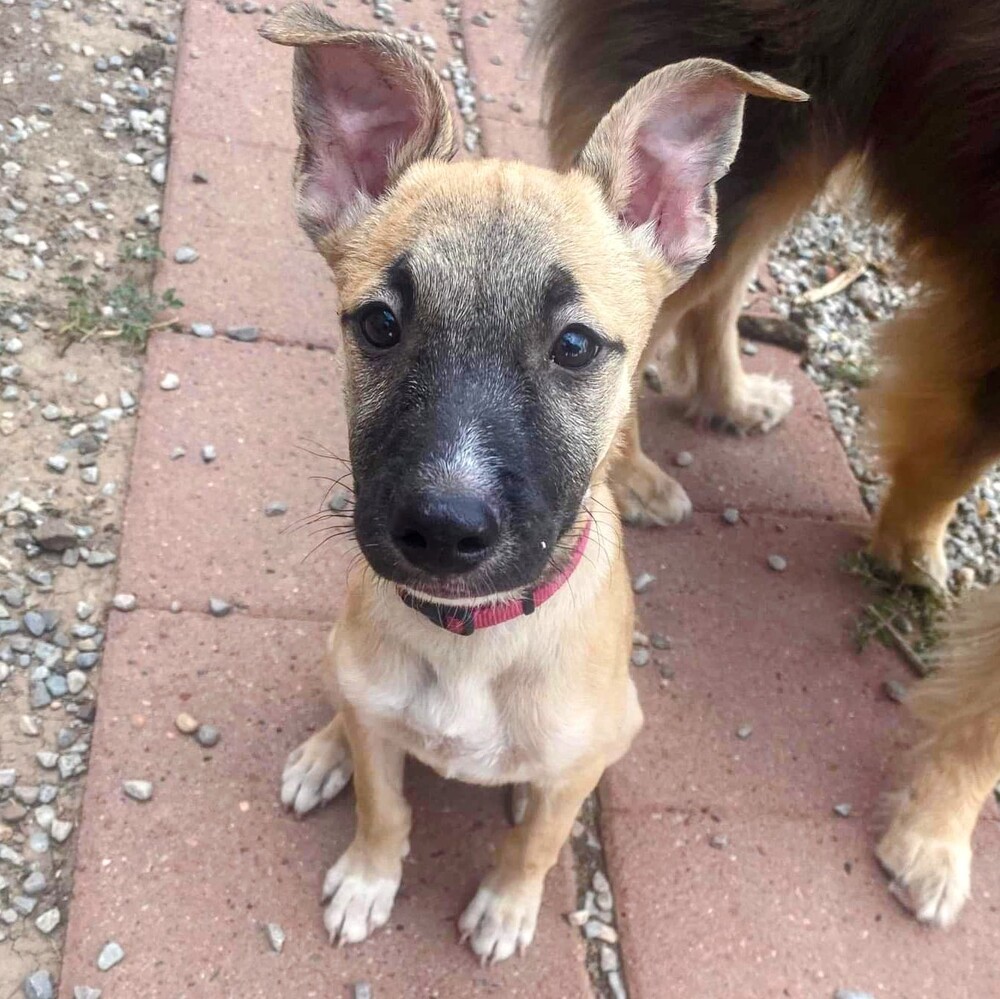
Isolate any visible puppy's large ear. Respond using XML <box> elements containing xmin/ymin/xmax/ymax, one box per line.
<box><xmin>260</xmin><ymin>2</ymin><xmax>455</xmax><ymax>246</ymax></box>
<box><xmin>577</xmin><ymin>59</ymin><xmax>807</xmax><ymax>280</ymax></box>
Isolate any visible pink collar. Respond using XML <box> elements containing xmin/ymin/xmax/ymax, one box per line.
<box><xmin>397</xmin><ymin>517</ymin><xmax>592</xmax><ymax>636</ymax></box>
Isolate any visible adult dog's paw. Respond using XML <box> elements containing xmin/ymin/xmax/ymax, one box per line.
<box><xmin>612</xmin><ymin>452</ymin><xmax>693</xmax><ymax>527</ymax></box>
<box><xmin>688</xmin><ymin>372</ymin><xmax>793</xmax><ymax>434</ymax></box>
<box><xmin>877</xmin><ymin>817</ymin><xmax>971</xmax><ymax>927</ymax></box>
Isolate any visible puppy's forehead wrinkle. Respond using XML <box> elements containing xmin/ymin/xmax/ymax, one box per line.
<box><xmin>396</xmin><ymin>213</ymin><xmax>578</xmax><ymax>340</ymax></box>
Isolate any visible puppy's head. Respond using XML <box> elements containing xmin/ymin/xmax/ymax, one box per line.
<box><xmin>262</xmin><ymin>3</ymin><xmax>805</xmax><ymax>599</ymax></box>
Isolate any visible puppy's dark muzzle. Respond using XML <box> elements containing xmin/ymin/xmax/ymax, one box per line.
<box><xmin>390</xmin><ymin>491</ymin><xmax>500</xmax><ymax>576</ymax></box>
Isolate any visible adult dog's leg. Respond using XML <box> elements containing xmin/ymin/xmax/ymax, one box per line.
<box><xmin>612</xmin><ymin>161</ymin><xmax>826</xmax><ymax>525</ymax></box>
<box><xmin>459</xmin><ymin>757</ymin><xmax>606</xmax><ymax>963</ymax></box>
<box><xmin>878</xmin><ymin>588</ymin><xmax>1000</xmax><ymax>926</ymax></box>
<box><xmin>870</xmin><ymin>282</ymin><xmax>1000</xmax><ymax>589</ymax></box>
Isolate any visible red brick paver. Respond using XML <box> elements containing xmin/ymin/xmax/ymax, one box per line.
<box><xmin>118</xmin><ymin>333</ymin><xmax>349</xmax><ymax>619</ymax></box>
<box><xmin>56</xmin><ymin>2</ymin><xmax>1000</xmax><ymax>998</ymax></box>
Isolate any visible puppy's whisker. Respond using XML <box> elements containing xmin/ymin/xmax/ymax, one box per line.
<box><xmin>301</xmin><ymin>526</ymin><xmax>359</xmax><ymax>564</ymax></box>
<box><xmin>282</xmin><ymin>509</ymin><xmax>354</xmax><ymax>536</ymax></box>
<box><xmin>308</xmin><ymin>472</ymin><xmax>356</xmax><ymax>493</ymax></box>
<box><xmin>296</xmin><ymin>437</ymin><xmax>353</xmax><ymax>468</ymax></box>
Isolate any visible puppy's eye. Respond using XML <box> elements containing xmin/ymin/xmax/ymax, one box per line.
<box><xmin>551</xmin><ymin>325</ymin><xmax>600</xmax><ymax>369</ymax></box>
<box><xmin>358</xmin><ymin>303</ymin><xmax>400</xmax><ymax>349</ymax></box>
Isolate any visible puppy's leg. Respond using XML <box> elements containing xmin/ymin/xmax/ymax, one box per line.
<box><xmin>459</xmin><ymin>757</ymin><xmax>605</xmax><ymax>963</ymax></box>
<box><xmin>323</xmin><ymin>711</ymin><xmax>410</xmax><ymax>945</ymax></box>
<box><xmin>877</xmin><ymin>589</ymin><xmax>1000</xmax><ymax>926</ymax></box>
<box><xmin>281</xmin><ymin>713</ymin><xmax>354</xmax><ymax>816</ymax></box>
<box><xmin>870</xmin><ymin>289</ymin><xmax>1000</xmax><ymax>589</ymax></box>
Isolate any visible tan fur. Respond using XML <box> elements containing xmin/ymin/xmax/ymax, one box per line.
<box><xmin>877</xmin><ymin>586</ymin><xmax>1000</xmax><ymax>926</ymax></box>
<box><xmin>867</xmin><ymin>259</ymin><xmax>1000</xmax><ymax>589</ymax></box>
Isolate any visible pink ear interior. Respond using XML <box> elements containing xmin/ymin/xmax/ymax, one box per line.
<box><xmin>622</xmin><ymin>81</ymin><xmax>742</xmax><ymax>274</ymax></box>
<box><xmin>299</xmin><ymin>44</ymin><xmax>424</xmax><ymax>228</ymax></box>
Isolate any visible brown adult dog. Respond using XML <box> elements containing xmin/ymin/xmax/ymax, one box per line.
<box><xmin>261</xmin><ymin>2</ymin><xmax>802</xmax><ymax>962</ymax></box>
<box><xmin>539</xmin><ymin>0</ymin><xmax>1000</xmax><ymax>928</ymax></box>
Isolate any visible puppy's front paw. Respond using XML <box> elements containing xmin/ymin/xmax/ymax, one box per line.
<box><xmin>612</xmin><ymin>452</ymin><xmax>692</xmax><ymax>527</ymax></box>
<box><xmin>281</xmin><ymin>722</ymin><xmax>353</xmax><ymax>816</ymax></box>
<box><xmin>458</xmin><ymin>878</ymin><xmax>543</xmax><ymax>964</ymax></box>
<box><xmin>322</xmin><ymin>847</ymin><xmax>401</xmax><ymax>945</ymax></box>
<box><xmin>876</xmin><ymin>814</ymin><xmax>971</xmax><ymax>927</ymax></box>
<box><xmin>689</xmin><ymin>372</ymin><xmax>793</xmax><ymax>434</ymax></box>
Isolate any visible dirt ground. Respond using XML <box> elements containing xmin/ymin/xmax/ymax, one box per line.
<box><xmin>1</xmin><ymin>0</ymin><xmax>182</xmax><ymax>989</ymax></box>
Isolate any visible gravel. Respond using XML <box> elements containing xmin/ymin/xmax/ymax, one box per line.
<box><xmin>174</xmin><ymin>712</ymin><xmax>198</xmax><ymax>734</ymax></box>
<box><xmin>96</xmin><ymin>941</ymin><xmax>124</xmax><ymax>972</ymax></box>
<box><xmin>882</xmin><ymin>679</ymin><xmax>907</xmax><ymax>703</ymax></box>
<box><xmin>630</xmin><ymin>648</ymin><xmax>650</xmax><ymax>668</ymax></box>
<box><xmin>22</xmin><ymin>970</ymin><xmax>55</xmax><ymax>999</ymax></box>
<box><xmin>833</xmin><ymin>991</ymin><xmax>875</xmax><ymax>999</ymax></box>
<box><xmin>159</xmin><ymin>372</ymin><xmax>180</xmax><ymax>391</ymax></box>
<box><xmin>767</xmin><ymin>554</ymin><xmax>788</xmax><ymax>572</ymax></box>
<box><xmin>631</xmin><ymin>572</ymin><xmax>656</xmax><ymax>594</ymax></box>
<box><xmin>225</xmin><ymin>325</ymin><xmax>259</xmax><ymax>342</ymax></box>
<box><xmin>606</xmin><ymin>971</ymin><xmax>627</xmax><ymax>999</ymax></box>
<box><xmin>111</xmin><ymin>593</ymin><xmax>137</xmax><ymax>612</ymax></box>
<box><xmin>833</xmin><ymin>802</ymin><xmax>853</xmax><ymax>818</ymax></box>
<box><xmin>22</xmin><ymin>873</ymin><xmax>47</xmax><ymax>896</ymax></box>
<box><xmin>722</xmin><ymin>507</ymin><xmax>740</xmax><ymax>525</ymax></box>
<box><xmin>34</xmin><ymin>909</ymin><xmax>60</xmax><ymax>935</ymax></box>
<box><xmin>195</xmin><ymin>724</ymin><xmax>220</xmax><ymax>748</ymax></box>
<box><xmin>208</xmin><ymin>597</ymin><xmax>231</xmax><ymax>617</ymax></box>
<box><xmin>673</xmin><ymin>450</ymin><xmax>694</xmax><ymax>468</ymax></box>
<box><xmin>122</xmin><ymin>780</ymin><xmax>153</xmax><ymax>802</ymax></box>
<box><xmin>264</xmin><ymin>922</ymin><xmax>285</xmax><ymax>953</ymax></box>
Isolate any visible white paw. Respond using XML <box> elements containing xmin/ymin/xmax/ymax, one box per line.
<box><xmin>322</xmin><ymin>848</ymin><xmax>401</xmax><ymax>945</ymax></box>
<box><xmin>876</xmin><ymin>825</ymin><xmax>971</xmax><ymax>928</ymax></box>
<box><xmin>612</xmin><ymin>453</ymin><xmax>693</xmax><ymax>528</ymax></box>
<box><xmin>458</xmin><ymin>882</ymin><xmax>542</xmax><ymax>964</ymax></box>
<box><xmin>689</xmin><ymin>372</ymin><xmax>793</xmax><ymax>434</ymax></box>
<box><xmin>280</xmin><ymin>727</ymin><xmax>353</xmax><ymax>816</ymax></box>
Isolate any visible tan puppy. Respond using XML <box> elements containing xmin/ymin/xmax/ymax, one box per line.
<box><xmin>261</xmin><ymin>2</ymin><xmax>804</xmax><ymax>962</ymax></box>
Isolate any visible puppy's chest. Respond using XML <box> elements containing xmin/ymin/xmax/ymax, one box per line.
<box><xmin>351</xmin><ymin>659</ymin><xmax>544</xmax><ymax>783</ymax></box>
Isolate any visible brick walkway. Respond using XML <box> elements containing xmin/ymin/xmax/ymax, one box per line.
<box><xmin>56</xmin><ymin>3</ymin><xmax>1000</xmax><ymax>997</ymax></box>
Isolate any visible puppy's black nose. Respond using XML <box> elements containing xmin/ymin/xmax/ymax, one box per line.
<box><xmin>391</xmin><ymin>492</ymin><xmax>500</xmax><ymax>575</ymax></box>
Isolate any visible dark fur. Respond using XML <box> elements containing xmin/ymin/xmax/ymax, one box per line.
<box><xmin>541</xmin><ymin>0</ymin><xmax>1000</xmax><ymax>282</ymax></box>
